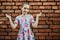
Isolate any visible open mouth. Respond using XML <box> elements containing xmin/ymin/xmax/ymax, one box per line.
<box><xmin>24</xmin><ymin>11</ymin><xmax>27</xmax><ymax>12</ymax></box>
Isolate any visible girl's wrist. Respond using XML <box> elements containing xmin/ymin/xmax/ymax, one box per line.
<box><xmin>9</xmin><ymin>17</ymin><xmax>11</xmax><ymax>20</ymax></box>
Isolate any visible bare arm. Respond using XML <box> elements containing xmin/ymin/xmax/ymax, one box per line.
<box><xmin>6</xmin><ymin>14</ymin><xmax>18</xmax><ymax>29</ymax></box>
<box><xmin>32</xmin><ymin>12</ymin><xmax>42</xmax><ymax>28</ymax></box>
<box><xmin>9</xmin><ymin>18</ymin><xmax>18</xmax><ymax>29</ymax></box>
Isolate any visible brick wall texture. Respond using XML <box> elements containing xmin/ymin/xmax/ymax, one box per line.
<box><xmin>0</xmin><ymin>0</ymin><xmax>60</xmax><ymax>40</ymax></box>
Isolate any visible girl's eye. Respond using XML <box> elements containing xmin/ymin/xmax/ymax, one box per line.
<box><xmin>24</xmin><ymin>8</ymin><xmax>29</xmax><ymax>10</ymax></box>
<box><xmin>24</xmin><ymin>8</ymin><xmax>26</xmax><ymax>9</ymax></box>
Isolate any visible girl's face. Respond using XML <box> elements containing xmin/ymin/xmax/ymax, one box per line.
<box><xmin>21</xmin><ymin>4</ymin><xmax>29</xmax><ymax>15</ymax></box>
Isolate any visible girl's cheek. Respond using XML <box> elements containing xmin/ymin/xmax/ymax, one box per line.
<box><xmin>27</xmin><ymin>10</ymin><xmax>29</xmax><ymax>12</ymax></box>
<box><xmin>29</xmin><ymin>20</ymin><xmax>31</xmax><ymax>24</ymax></box>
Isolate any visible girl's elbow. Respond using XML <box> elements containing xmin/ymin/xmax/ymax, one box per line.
<box><xmin>32</xmin><ymin>24</ymin><xmax>37</xmax><ymax>28</ymax></box>
<box><xmin>12</xmin><ymin>26</ymin><xmax>16</xmax><ymax>30</ymax></box>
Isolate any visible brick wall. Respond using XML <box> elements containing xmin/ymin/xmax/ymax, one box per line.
<box><xmin>0</xmin><ymin>0</ymin><xmax>60</xmax><ymax>40</ymax></box>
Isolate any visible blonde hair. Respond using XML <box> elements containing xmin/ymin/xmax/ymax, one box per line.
<box><xmin>22</xmin><ymin>2</ymin><xmax>29</xmax><ymax>7</ymax></box>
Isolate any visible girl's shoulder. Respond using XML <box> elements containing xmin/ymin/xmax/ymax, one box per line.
<box><xmin>27</xmin><ymin>14</ymin><xmax>32</xmax><ymax>17</ymax></box>
<box><xmin>16</xmin><ymin>14</ymin><xmax>33</xmax><ymax>18</ymax></box>
<box><xmin>27</xmin><ymin>14</ymin><xmax>33</xmax><ymax>19</ymax></box>
<box><xmin>16</xmin><ymin>15</ymin><xmax>22</xmax><ymax>19</ymax></box>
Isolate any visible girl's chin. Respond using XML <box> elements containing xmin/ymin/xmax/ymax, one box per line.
<box><xmin>22</xmin><ymin>11</ymin><xmax>28</xmax><ymax>13</ymax></box>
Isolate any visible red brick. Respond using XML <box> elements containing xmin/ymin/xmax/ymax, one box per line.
<box><xmin>19</xmin><ymin>6</ymin><xmax>22</xmax><ymax>9</ymax></box>
<box><xmin>46</xmin><ymin>13</ymin><xmax>53</xmax><ymax>17</ymax></box>
<box><xmin>0</xmin><ymin>17</ymin><xmax>7</xmax><ymax>21</ymax></box>
<box><xmin>16</xmin><ymin>2</ymin><xmax>22</xmax><ymax>5</ymax></box>
<box><xmin>11</xmin><ymin>36</ymin><xmax>17</xmax><ymax>39</ymax></box>
<box><xmin>38</xmin><ymin>29</ymin><xmax>51</xmax><ymax>32</ymax></box>
<box><xmin>32</xmin><ymin>12</ymin><xmax>45</xmax><ymax>17</ymax></box>
<box><xmin>48</xmin><ymin>0</ymin><xmax>54</xmax><ymax>1</ymax></box>
<box><xmin>45</xmin><ymin>29</ymin><xmax>52</xmax><ymax>32</ymax></box>
<box><xmin>39</xmin><ymin>36</ymin><xmax>45</xmax><ymax>39</ymax></box>
<box><xmin>0</xmin><ymin>29</ymin><xmax>5</xmax><ymax>32</ymax></box>
<box><xmin>0</xmin><ymin>36</ymin><xmax>4</xmax><ymax>39</ymax></box>
<box><xmin>12</xmin><ymin>29</ymin><xmax>18</xmax><ymax>32</ymax></box>
<box><xmin>8</xmin><ymin>25</ymin><xmax>11</xmax><ymax>28</ymax></box>
<box><xmin>2</xmin><ymin>10</ymin><xmax>14</xmax><ymax>13</ymax></box>
<box><xmin>0</xmin><ymin>6</ymin><xmax>5</xmax><ymax>9</ymax></box>
<box><xmin>5</xmin><ymin>29</ymin><xmax>12</xmax><ymax>32</ymax></box>
<box><xmin>19</xmin><ymin>0</ymin><xmax>26</xmax><ymax>1</ymax></box>
<box><xmin>57</xmin><ymin>2</ymin><xmax>60</xmax><ymax>5</ymax></box>
<box><xmin>39</xmin><ymin>6</ymin><xmax>51</xmax><ymax>9</ymax></box>
<box><xmin>8</xmin><ymin>32</ymin><xmax>17</xmax><ymax>36</ymax></box>
<box><xmin>12</xmin><ymin>17</ymin><xmax>16</xmax><ymax>21</ymax></box>
<box><xmin>39</xmin><ymin>6</ymin><xmax>45</xmax><ymax>9</ymax></box>
<box><xmin>41</xmin><ymin>0</ymin><xmax>47</xmax><ymax>1</ymax></box>
<box><xmin>15</xmin><ymin>10</ymin><xmax>21</xmax><ymax>13</ymax></box>
<box><xmin>45</xmin><ymin>21</ymin><xmax>52</xmax><ymax>25</ymax></box>
<box><xmin>38</xmin><ymin>29</ymin><xmax>46</xmax><ymax>32</ymax></box>
<box><xmin>6</xmin><ymin>0</ymin><xmax>12</xmax><ymax>1</ymax></box>
<box><xmin>29</xmin><ymin>2</ymin><xmax>42</xmax><ymax>5</ymax></box>
<box><xmin>42</xmin><ymin>10</ymin><xmax>53</xmax><ymax>13</ymax></box>
<box><xmin>0</xmin><ymin>25</ymin><xmax>7</xmax><ymax>28</ymax></box>
<box><xmin>6</xmin><ymin>6</ymin><xmax>12</xmax><ymax>9</ymax></box>
<box><xmin>30</xmin><ymin>10</ymin><xmax>40</xmax><ymax>13</ymax></box>
<box><xmin>35</xmin><ymin>33</ymin><xmax>48</xmax><ymax>36</ymax></box>
<box><xmin>35</xmin><ymin>36</ymin><xmax>38</xmax><ymax>39</ymax></box>
<box><xmin>55</xmin><ymin>10</ymin><xmax>60</xmax><ymax>13</ymax></box>
<box><xmin>49</xmin><ymin>33</ymin><xmax>60</xmax><ymax>36</ymax></box>
<box><xmin>58</xmin><ymin>6</ymin><xmax>60</xmax><ymax>9</ymax></box>
<box><xmin>33</xmin><ymin>29</ymin><xmax>39</xmax><ymax>32</ymax></box>
<box><xmin>52</xmin><ymin>6</ymin><xmax>58</xmax><ymax>9</ymax></box>
<box><xmin>11</xmin><ymin>13</ymin><xmax>19</xmax><ymax>16</ymax></box>
<box><xmin>5</xmin><ymin>36</ymin><xmax>11</xmax><ymax>39</ymax></box>
<box><xmin>53</xmin><ymin>21</ymin><xmax>60</xmax><ymax>25</ymax></box>
<box><xmin>50</xmin><ymin>25</ymin><xmax>60</xmax><ymax>28</ymax></box>
<box><xmin>12</xmin><ymin>6</ymin><xmax>18</xmax><ymax>9</ymax></box>
<box><xmin>5</xmin><ymin>21</ymin><xmax>10</xmax><ymax>24</ymax></box>
<box><xmin>55</xmin><ymin>0</ymin><xmax>60</xmax><ymax>1</ymax></box>
<box><xmin>0</xmin><ymin>32</ymin><xmax>7</xmax><ymax>35</ymax></box>
<box><xmin>39</xmin><ymin>21</ymin><xmax>46</xmax><ymax>24</ymax></box>
<box><xmin>0</xmin><ymin>0</ymin><xmax>6</xmax><ymax>1</ymax></box>
<box><xmin>0</xmin><ymin>13</ymin><xmax>4</xmax><ymax>16</ymax></box>
<box><xmin>27</xmin><ymin>0</ymin><xmax>33</xmax><ymax>1</ymax></box>
<box><xmin>52</xmin><ymin>29</ymin><xmax>60</xmax><ymax>32</ymax></box>
<box><xmin>33</xmin><ymin>6</ymin><xmax>39</xmax><ymax>9</ymax></box>
<box><xmin>46</xmin><ymin>13</ymin><xmax>60</xmax><ymax>17</ymax></box>
<box><xmin>34</xmin><ymin>0</ymin><xmax>40</xmax><ymax>1</ymax></box>
<box><xmin>39</xmin><ymin>17</ymin><xmax>48</xmax><ymax>20</ymax></box>
<box><xmin>0</xmin><ymin>3</ymin><xmax>1</xmax><ymax>5</ymax></box>
<box><xmin>43</xmin><ymin>2</ymin><xmax>56</xmax><ymax>5</ymax></box>
<box><xmin>29</xmin><ymin>6</ymin><xmax>33</xmax><ymax>9</ymax></box>
<box><xmin>38</xmin><ymin>25</ymin><xmax>48</xmax><ymax>28</ymax></box>
<box><xmin>46</xmin><ymin>36</ymin><xmax>53</xmax><ymax>40</ymax></box>
<box><xmin>53</xmin><ymin>36</ymin><xmax>60</xmax><ymax>40</ymax></box>
<box><xmin>2</xmin><ymin>2</ymin><xmax>15</xmax><ymax>5</ymax></box>
<box><xmin>49</xmin><ymin>18</ymin><xmax>60</xmax><ymax>21</ymax></box>
<box><xmin>0</xmin><ymin>21</ymin><xmax>4</xmax><ymax>24</ymax></box>
<box><xmin>13</xmin><ymin>0</ymin><xmax>19</xmax><ymax>1</ymax></box>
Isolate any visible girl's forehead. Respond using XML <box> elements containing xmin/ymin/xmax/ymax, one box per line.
<box><xmin>23</xmin><ymin>5</ymin><xmax>29</xmax><ymax>8</ymax></box>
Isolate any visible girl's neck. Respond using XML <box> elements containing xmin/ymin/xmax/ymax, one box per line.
<box><xmin>22</xmin><ymin>13</ymin><xmax>27</xmax><ymax>16</ymax></box>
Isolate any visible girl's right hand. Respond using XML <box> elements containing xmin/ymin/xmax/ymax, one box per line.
<box><xmin>36</xmin><ymin>12</ymin><xmax>42</xmax><ymax>17</ymax></box>
<box><xmin>5</xmin><ymin>14</ymin><xmax>11</xmax><ymax>19</ymax></box>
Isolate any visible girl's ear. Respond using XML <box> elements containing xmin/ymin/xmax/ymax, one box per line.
<box><xmin>21</xmin><ymin>7</ymin><xmax>23</xmax><ymax>10</ymax></box>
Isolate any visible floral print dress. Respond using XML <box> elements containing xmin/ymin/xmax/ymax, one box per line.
<box><xmin>14</xmin><ymin>14</ymin><xmax>35</xmax><ymax>40</ymax></box>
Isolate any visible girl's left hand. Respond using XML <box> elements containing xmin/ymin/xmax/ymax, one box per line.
<box><xmin>36</xmin><ymin>12</ymin><xmax>42</xmax><ymax>17</ymax></box>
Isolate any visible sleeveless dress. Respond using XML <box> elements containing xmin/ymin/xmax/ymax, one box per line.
<box><xmin>14</xmin><ymin>14</ymin><xmax>35</xmax><ymax>40</ymax></box>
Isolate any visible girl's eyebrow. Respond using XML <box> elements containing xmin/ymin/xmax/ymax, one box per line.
<box><xmin>24</xmin><ymin>7</ymin><xmax>29</xmax><ymax>8</ymax></box>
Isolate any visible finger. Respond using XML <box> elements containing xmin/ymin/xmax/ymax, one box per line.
<box><xmin>39</xmin><ymin>12</ymin><xmax>42</xmax><ymax>16</ymax></box>
<box><xmin>6</xmin><ymin>14</ymin><xmax>9</xmax><ymax>17</ymax></box>
<box><xmin>6</xmin><ymin>14</ymin><xmax>7</xmax><ymax>17</ymax></box>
